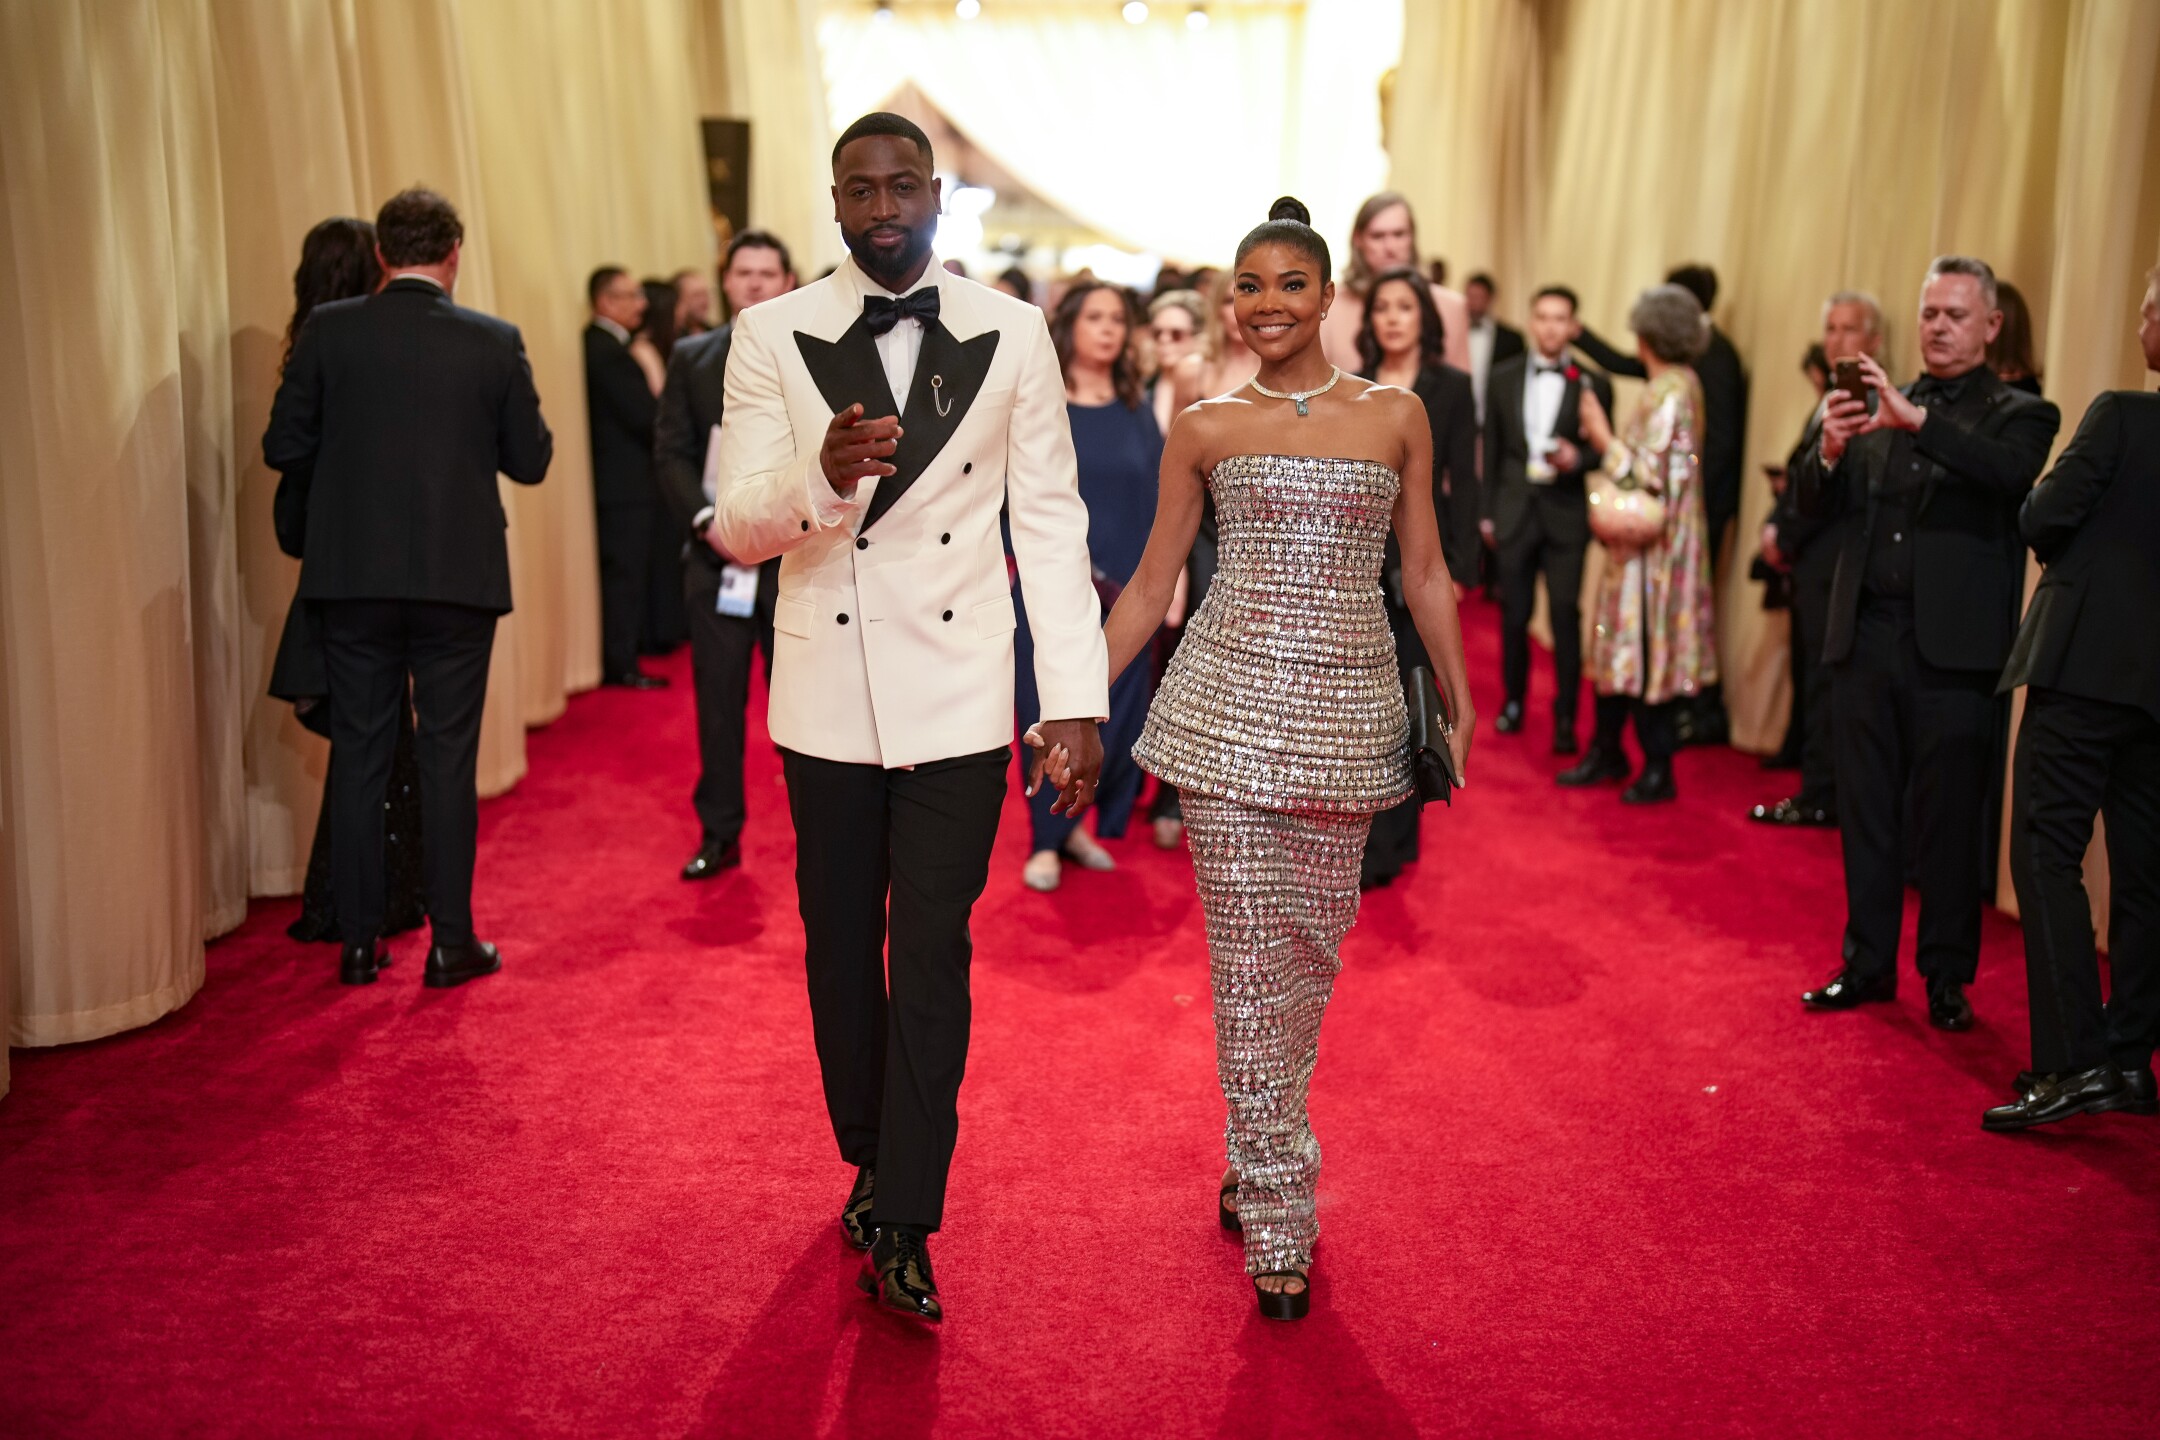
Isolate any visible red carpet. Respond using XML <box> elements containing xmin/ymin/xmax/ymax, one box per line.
<box><xmin>3</xmin><ymin>597</ymin><xmax>2156</xmax><ymax>1438</ymax></box>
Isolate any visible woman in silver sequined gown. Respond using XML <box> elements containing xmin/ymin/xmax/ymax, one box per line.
<box><xmin>1059</xmin><ymin>198</ymin><xmax>1476</xmax><ymax>1320</ymax></box>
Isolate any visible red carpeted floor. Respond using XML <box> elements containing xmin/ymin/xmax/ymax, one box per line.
<box><xmin>3</xmin><ymin>597</ymin><xmax>2157</xmax><ymax>1439</ymax></box>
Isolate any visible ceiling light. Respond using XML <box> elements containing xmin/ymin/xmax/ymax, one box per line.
<box><xmin>1186</xmin><ymin>4</ymin><xmax>1209</xmax><ymax>29</ymax></box>
<box><xmin>872</xmin><ymin>0</ymin><xmax>894</xmax><ymax>23</ymax></box>
<box><xmin>955</xmin><ymin>0</ymin><xmax>980</xmax><ymax>16</ymax></box>
<box><xmin>1123</xmin><ymin>2</ymin><xmax>1149</xmax><ymax>23</ymax></box>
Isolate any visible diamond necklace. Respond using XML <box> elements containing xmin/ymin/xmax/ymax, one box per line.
<box><xmin>1248</xmin><ymin>366</ymin><xmax>1341</xmax><ymax>417</ymax></box>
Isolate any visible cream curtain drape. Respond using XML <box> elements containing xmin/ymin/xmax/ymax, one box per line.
<box><xmin>817</xmin><ymin>0</ymin><xmax>1399</xmax><ymax>266</ymax></box>
<box><xmin>1394</xmin><ymin>0</ymin><xmax>2160</xmax><ymax>756</ymax></box>
<box><xmin>0</xmin><ymin>0</ymin><xmax>837</xmax><ymax>1061</ymax></box>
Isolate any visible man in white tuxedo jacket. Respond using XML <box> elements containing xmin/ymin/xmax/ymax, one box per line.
<box><xmin>707</xmin><ymin>114</ymin><xmax>1107</xmax><ymax>1323</ymax></box>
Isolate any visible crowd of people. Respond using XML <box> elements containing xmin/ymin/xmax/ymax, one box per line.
<box><xmin>259</xmin><ymin>119</ymin><xmax>2157</xmax><ymax>1323</ymax></box>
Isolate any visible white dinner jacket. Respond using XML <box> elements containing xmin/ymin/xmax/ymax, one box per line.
<box><xmin>708</xmin><ymin>258</ymin><xmax>1109</xmax><ymax>768</ymax></box>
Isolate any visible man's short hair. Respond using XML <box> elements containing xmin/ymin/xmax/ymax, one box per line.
<box><xmin>724</xmin><ymin>228</ymin><xmax>795</xmax><ymax>276</ymax></box>
<box><xmin>1466</xmin><ymin>271</ymin><xmax>1497</xmax><ymax>294</ymax></box>
<box><xmin>1925</xmin><ymin>255</ymin><xmax>1999</xmax><ymax>310</ymax></box>
<box><xmin>1664</xmin><ymin>263</ymin><xmax>1718</xmax><ymax>311</ymax></box>
<box><xmin>587</xmin><ymin>265</ymin><xmax>628</xmax><ymax>306</ymax></box>
<box><xmin>1531</xmin><ymin>284</ymin><xmax>1579</xmax><ymax>314</ymax></box>
<box><xmin>831</xmin><ymin>112</ymin><xmax>933</xmax><ymax>171</ymax></box>
<box><xmin>374</xmin><ymin>187</ymin><xmax>463</xmax><ymax>268</ymax></box>
<box><xmin>1822</xmin><ymin>289</ymin><xmax>1884</xmax><ymax>335</ymax></box>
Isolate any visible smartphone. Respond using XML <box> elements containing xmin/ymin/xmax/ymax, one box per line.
<box><xmin>1833</xmin><ymin>358</ymin><xmax>1867</xmax><ymax>402</ymax></box>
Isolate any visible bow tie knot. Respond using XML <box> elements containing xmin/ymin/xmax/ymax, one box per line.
<box><xmin>1534</xmin><ymin>361</ymin><xmax>1567</xmax><ymax>376</ymax></box>
<box><xmin>863</xmin><ymin>288</ymin><xmax>940</xmax><ymax>337</ymax></box>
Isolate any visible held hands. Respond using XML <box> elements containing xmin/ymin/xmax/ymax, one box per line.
<box><xmin>821</xmin><ymin>403</ymin><xmax>902</xmax><ymax>496</ymax></box>
<box><xmin>1577</xmin><ymin>387</ymin><xmax>1614</xmax><ymax>456</ymax></box>
<box><xmin>1022</xmin><ymin>718</ymin><xmax>1105</xmax><ymax>817</ymax></box>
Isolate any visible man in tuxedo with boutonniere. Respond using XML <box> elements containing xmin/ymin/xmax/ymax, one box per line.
<box><xmin>708</xmin><ymin>113</ymin><xmax>1106</xmax><ymax>1323</ymax></box>
<box><xmin>1480</xmin><ymin>285</ymin><xmax>1613</xmax><ymax>758</ymax></box>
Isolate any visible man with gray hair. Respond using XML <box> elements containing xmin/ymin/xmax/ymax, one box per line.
<box><xmin>1751</xmin><ymin>290</ymin><xmax>1885</xmax><ymax>830</ymax></box>
<box><xmin>1792</xmin><ymin>256</ymin><xmax>2059</xmax><ymax>1031</ymax></box>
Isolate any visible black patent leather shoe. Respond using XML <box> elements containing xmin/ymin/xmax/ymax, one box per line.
<box><xmin>1749</xmin><ymin>797</ymin><xmax>1837</xmax><ymax>828</ymax></box>
<box><xmin>1927</xmin><ymin>981</ymin><xmax>1974</xmax><ymax>1032</ymax></box>
<box><xmin>1553</xmin><ymin>715</ymin><xmax>1580</xmax><ymax>756</ymax></box>
<box><xmin>423</xmin><ymin>939</ymin><xmax>501</xmax><ymax>989</ymax></box>
<box><xmin>1621</xmin><ymin>761</ymin><xmax>1676</xmax><ymax>805</ymax></box>
<box><xmin>1556</xmin><ymin>746</ymin><xmax>1630</xmax><ymax>787</ymax></box>
<box><xmin>858</xmin><ymin>1226</ymin><xmax>941</xmax><ymax>1322</ymax></box>
<box><xmin>1494</xmin><ymin>700</ymin><xmax>1525</xmax><ymax>735</ymax></box>
<box><xmin>2014</xmin><ymin>1066</ymin><xmax>2157</xmax><ymax>1115</ymax></box>
<box><xmin>841</xmin><ymin>1166</ymin><xmax>876</xmax><ymax>1250</ymax></box>
<box><xmin>604</xmin><ymin>669</ymin><xmax>669</xmax><ymax>690</ymax></box>
<box><xmin>1802</xmin><ymin>966</ymin><xmax>1896</xmax><ymax>1010</ymax></box>
<box><xmin>1983</xmin><ymin>1066</ymin><xmax>2125</xmax><ymax>1131</ymax></box>
<box><xmin>339</xmin><ymin>940</ymin><xmax>389</xmax><ymax>986</ymax></box>
<box><xmin>680</xmin><ymin>839</ymin><xmax>741</xmax><ymax>881</ymax></box>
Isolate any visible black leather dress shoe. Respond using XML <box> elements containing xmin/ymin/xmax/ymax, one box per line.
<box><xmin>1802</xmin><ymin>966</ymin><xmax>1896</xmax><ymax>1010</ymax></box>
<box><xmin>1556</xmin><ymin>746</ymin><xmax>1630</xmax><ymax>787</ymax></box>
<box><xmin>841</xmin><ymin>1166</ymin><xmax>876</xmax><ymax>1250</ymax></box>
<box><xmin>1927</xmin><ymin>981</ymin><xmax>1974</xmax><ymax>1032</ymax></box>
<box><xmin>339</xmin><ymin>940</ymin><xmax>389</xmax><ymax>986</ymax></box>
<box><xmin>1983</xmin><ymin>1066</ymin><xmax>2125</xmax><ymax>1131</ymax></box>
<box><xmin>2014</xmin><ymin>1066</ymin><xmax>2157</xmax><ymax>1115</ymax></box>
<box><xmin>1749</xmin><ymin>797</ymin><xmax>1837</xmax><ymax>828</ymax></box>
<box><xmin>424</xmin><ymin>939</ymin><xmax>501</xmax><ymax>989</ymax></box>
<box><xmin>1621</xmin><ymin>761</ymin><xmax>1676</xmax><ymax>805</ymax></box>
<box><xmin>1494</xmin><ymin>701</ymin><xmax>1525</xmax><ymax>735</ymax></box>
<box><xmin>858</xmin><ymin>1226</ymin><xmax>941</xmax><ymax>1322</ymax></box>
<box><xmin>604</xmin><ymin>670</ymin><xmax>669</xmax><ymax>690</ymax></box>
<box><xmin>1553</xmin><ymin>715</ymin><xmax>1580</xmax><ymax>756</ymax></box>
<box><xmin>680</xmin><ymin>839</ymin><xmax>741</xmax><ymax>881</ymax></box>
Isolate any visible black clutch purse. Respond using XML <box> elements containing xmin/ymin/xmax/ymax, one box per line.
<box><xmin>1406</xmin><ymin>665</ymin><xmax>1461</xmax><ymax>807</ymax></box>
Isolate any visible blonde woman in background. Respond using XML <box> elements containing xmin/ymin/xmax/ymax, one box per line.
<box><xmin>1148</xmin><ymin>289</ymin><xmax>1206</xmax><ymax>437</ymax></box>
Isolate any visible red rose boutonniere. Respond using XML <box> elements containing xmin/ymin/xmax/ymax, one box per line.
<box><xmin>1564</xmin><ymin>364</ymin><xmax>1581</xmax><ymax>383</ymax></box>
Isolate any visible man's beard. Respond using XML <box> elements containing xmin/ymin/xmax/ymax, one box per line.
<box><xmin>842</xmin><ymin>222</ymin><xmax>935</xmax><ymax>290</ymax></box>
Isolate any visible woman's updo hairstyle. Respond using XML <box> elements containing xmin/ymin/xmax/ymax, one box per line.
<box><xmin>1234</xmin><ymin>196</ymin><xmax>1331</xmax><ymax>285</ymax></box>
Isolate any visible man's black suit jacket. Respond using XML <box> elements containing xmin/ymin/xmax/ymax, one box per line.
<box><xmin>1481</xmin><ymin>354</ymin><xmax>1614</xmax><ymax>547</ymax></box>
<box><xmin>2000</xmin><ymin>390</ymin><xmax>2160</xmax><ymax>723</ymax></box>
<box><xmin>653</xmin><ymin>323</ymin><xmax>779</xmax><ymax>603</ymax></box>
<box><xmin>1578</xmin><ymin>322</ymin><xmax>1748</xmax><ymax>524</ymax></box>
<box><xmin>264</xmin><ymin>277</ymin><xmax>552</xmax><ymax>614</ymax></box>
<box><xmin>1792</xmin><ymin>369</ymin><xmax>2060</xmax><ymax>672</ymax></box>
<box><xmin>1490</xmin><ymin>321</ymin><xmax>1526</xmax><ymax>369</ymax></box>
<box><xmin>585</xmin><ymin>321</ymin><xmax>657</xmax><ymax>509</ymax></box>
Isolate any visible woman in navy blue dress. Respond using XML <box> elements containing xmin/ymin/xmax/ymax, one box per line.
<box><xmin>1014</xmin><ymin>282</ymin><xmax>1162</xmax><ymax>891</ymax></box>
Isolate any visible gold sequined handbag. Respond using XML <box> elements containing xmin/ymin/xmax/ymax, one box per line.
<box><xmin>1587</xmin><ymin>472</ymin><xmax>1666</xmax><ymax>551</ymax></box>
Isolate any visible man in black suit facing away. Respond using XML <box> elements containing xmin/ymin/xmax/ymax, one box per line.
<box><xmin>264</xmin><ymin>188</ymin><xmax>552</xmax><ymax>987</ymax></box>
<box><xmin>585</xmin><ymin>265</ymin><xmax>667</xmax><ymax>690</ymax></box>
<box><xmin>1792</xmin><ymin>256</ymin><xmax>2060</xmax><ymax>1030</ymax></box>
<box><xmin>1480</xmin><ymin>285</ymin><xmax>1613</xmax><ymax>756</ymax></box>
<box><xmin>1751</xmin><ymin>291</ymin><xmax>1884</xmax><ymax>829</ymax></box>
<box><xmin>1577</xmin><ymin>263</ymin><xmax>1748</xmax><ymax>744</ymax></box>
<box><xmin>653</xmin><ymin>228</ymin><xmax>797</xmax><ymax>882</ymax></box>
<box><xmin>1984</xmin><ymin>269</ymin><xmax>2160</xmax><ymax>1130</ymax></box>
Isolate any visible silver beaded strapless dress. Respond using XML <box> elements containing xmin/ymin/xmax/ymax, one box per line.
<box><xmin>1134</xmin><ymin>453</ymin><xmax>1414</xmax><ymax>1282</ymax></box>
<box><xmin>1135</xmin><ymin>453</ymin><xmax>1413</xmax><ymax>812</ymax></box>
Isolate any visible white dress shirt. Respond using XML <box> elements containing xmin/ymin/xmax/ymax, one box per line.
<box><xmin>593</xmin><ymin>314</ymin><xmax>630</xmax><ymax>345</ymax></box>
<box><xmin>867</xmin><ymin>270</ymin><xmax>937</xmax><ymax>412</ymax></box>
<box><xmin>1467</xmin><ymin>318</ymin><xmax>1496</xmax><ymax>422</ymax></box>
<box><xmin>1523</xmin><ymin>354</ymin><xmax>1568</xmax><ymax>480</ymax></box>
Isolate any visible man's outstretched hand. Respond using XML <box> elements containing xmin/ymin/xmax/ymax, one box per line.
<box><xmin>821</xmin><ymin>403</ymin><xmax>901</xmax><ymax>496</ymax></box>
<box><xmin>1022</xmin><ymin>718</ymin><xmax>1104</xmax><ymax>817</ymax></box>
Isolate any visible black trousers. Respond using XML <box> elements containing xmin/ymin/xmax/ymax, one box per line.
<box><xmin>596</xmin><ymin>500</ymin><xmax>652</xmax><ymax>677</ymax></box>
<box><xmin>1497</xmin><ymin>514</ymin><xmax>1586</xmax><ymax>717</ymax></box>
<box><xmin>2009</xmin><ymin>687</ymin><xmax>2160</xmax><ymax>1074</ymax></box>
<box><xmin>1590</xmin><ymin>692</ymin><xmax>1680</xmax><ymax>762</ymax></box>
<box><xmin>320</xmin><ymin>600</ymin><xmax>497</xmax><ymax>947</ymax></box>
<box><xmin>686</xmin><ymin>566</ymin><xmax>774</xmax><ymax>846</ymax></box>
<box><xmin>1792</xmin><ymin>555</ymin><xmax>1838</xmax><ymax>809</ymax></box>
<box><xmin>1831</xmin><ymin>601</ymin><xmax>1999</xmax><ymax>986</ymax></box>
<box><xmin>781</xmin><ymin>746</ymin><xmax>1008</xmax><ymax>1232</ymax></box>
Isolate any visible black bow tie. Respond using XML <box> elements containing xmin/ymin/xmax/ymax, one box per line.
<box><xmin>1533</xmin><ymin>361</ymin><xmax>1567</xmax><ymax>376</ymax></box>
<box><xmin>863</xmin><ymin>288</ymin><xmax>940</xmax><ymax>337</ymax></box>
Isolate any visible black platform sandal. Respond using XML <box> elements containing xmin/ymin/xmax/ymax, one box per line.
<box><xmin>1219</xmin><ymin>1172</ymin><xmax>1242</xmax><ymax>1233</ymax></box>
<box><xmin>1253</xmin><ymin>1270</ymin><xmax>1310</xmax><ymax>1321</ymax></box>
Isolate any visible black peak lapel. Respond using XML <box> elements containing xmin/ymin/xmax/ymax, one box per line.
<box><xmin>795</xmin><ymin>320</ymin><xmax>899</xmax><ymax>424</ymax></box>
<box><xmin>860</xmin><ymin>321</ymin><xmax>1000</xmax><ymax>532</ymax></box>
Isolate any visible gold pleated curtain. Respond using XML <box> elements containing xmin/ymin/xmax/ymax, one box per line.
<box><xmin>0</xmin><ymin>0</ymin><xmax>830</xmax><ymax>1069</ymax></box>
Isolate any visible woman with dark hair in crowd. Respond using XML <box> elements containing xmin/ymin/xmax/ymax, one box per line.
<box><xmin>1989</xmin><ymin>279</ymin><xmax>2044</xmax><ymax>395</ymax></box>
<box><xmin>634</xmin><ymin>278</ymin><xmax>688</xmax><ymax>653</ymax></box>
<box><xmin>1353</xmin><ymin>266</ymin><xmax>1477</xmax><ymax>888</ymax></box>
<box><xmin>267</xmin><ymin>217</ymin><xmax>425</xmax><ymax>944</ymax></box>
<box><xmin>1561</xmin><ymin>283</ymin><xmax>1718</xmax><ymax>803</ymax></box>
<box><xmin>1015</xmin><ymin>281</ymin><xmax>1163</xmax><ymax>891</ymax></box>
<box><xmin>1070</xmin><ymin>197</ymin><xmax>1474</xmax><ymax>1319</ymax></box>
<box><xmin>993</xmin><ymin>265</ymin><xmax>1033</xmax><ymax>304</ymax></box>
